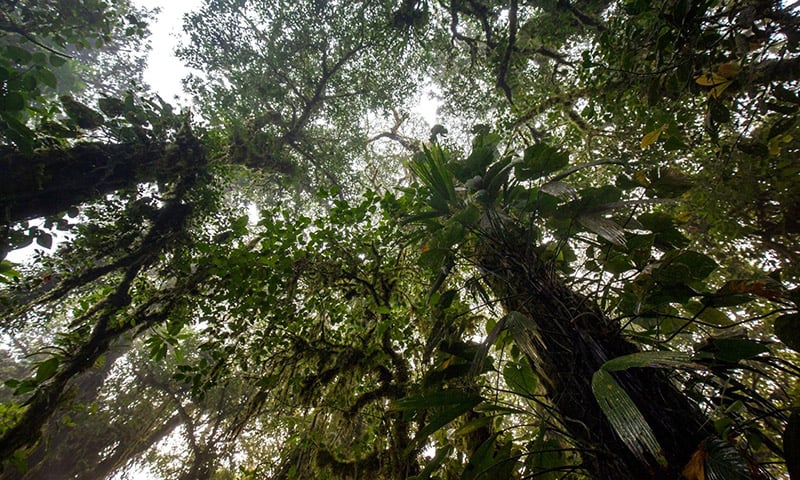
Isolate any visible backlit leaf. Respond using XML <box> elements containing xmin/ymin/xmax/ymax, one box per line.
<box><xmin>35</xmin><ymin>357</ymin><xmax>60</xmax><ymax>382</ymax></box>
<box><xmin>708</xmin><ymin>80</ymin><xmax>733</xmax><ymax>99</ymax></box>
<box><xmin>591</xmin><ymin>369</ymin><xmax>666</xmax><ymax>466</ymax></box>
<box><xmin>640</xmin><ymin>124</ymin><xmax>668</xmax><ymax>149</ymax></box>
<box><xmin>502</xmin><ymin>361</ymin><xmax>538</xmax><ymax>398</ymax></box>
<box><xmin>601</xmin><ymin>351</ymin><xmax>695</xmax><ymax>372</ymax></box>
<box><xmin>695</xmin><ymin>71</ymin><xmax>729</xmax><ymax>86</ymax></box>
<box><xmin>682</xmin><ymin>447</ymin><xmax>706</xmax><ymax>480</ymax></box>
<box><xmin>577</xmin><ymin>214</ymin><xmax>626</xmax><ymax>246</ymax></box>
<box><xmin>516</xmin><ymin>144</ymin><xmax>569</xmax><ymax>180</ymax></box>
<box><xmin>717</xmin><ymin>62</ymin><xmax>740</xmax><ymax>79</ymax></box>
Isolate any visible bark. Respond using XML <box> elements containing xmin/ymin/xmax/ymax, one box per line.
<box><xmin>0</xmin><ymin>141</ymin><xmax>174</xmax><ymax>226</ymax></box>
<box><xmin>477</xmin><ymin>234</ymin><xmax>714</xmax><ymax>479</ymax></box>
<box><xmin>0</xmin><ymin>134</ymin><xmax>206</xmax><ymax>462</ymax></box>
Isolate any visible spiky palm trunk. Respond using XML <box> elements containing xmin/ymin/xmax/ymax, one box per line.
<box><xmin>478</xmin><ymin>235</ymin><xmax>714</xmax><ymax>479</ymax></box>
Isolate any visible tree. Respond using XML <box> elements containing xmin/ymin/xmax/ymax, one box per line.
<box><xmin>0</xmin><ymin>0</ymin><xmax>798</xmax><ymax>479</ymax></box>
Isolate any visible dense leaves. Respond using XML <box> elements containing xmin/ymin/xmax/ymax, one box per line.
<box><xmin>0</xmin><ymin>0</ymin><xmax>798</xmax><ymax>479</ymax></box>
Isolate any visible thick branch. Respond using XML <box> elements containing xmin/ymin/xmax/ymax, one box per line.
<box><xmin>0</xmin><ymin>142</ymin><xmax>170</xmax><ymax>225</ymax></box>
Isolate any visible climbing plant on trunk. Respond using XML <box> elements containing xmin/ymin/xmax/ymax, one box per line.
<box><xmin>402</xmin><ymin>133</ymin><xmax>781</xmax><ymax>478</ymax></box>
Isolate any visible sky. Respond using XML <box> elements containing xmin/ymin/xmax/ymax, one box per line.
<box><xmin>133</xmin><ymin>0</ymin><xmax>204</xmax><ymax>103</ymax></box>
<box><xmin>132</xmin><ymin>0</ymin><xmax>439</xmax><ymax>121</ymax></box>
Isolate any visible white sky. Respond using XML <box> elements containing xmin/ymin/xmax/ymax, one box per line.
<box><xmin>132</xmin><ymin>0</ymin><xmax>438</xmax><ymax>123</ymax></box>
<box><xmin>134</xmin><ymin>0</ymin><xmax>204</xmax><ymax>103</ymax></box>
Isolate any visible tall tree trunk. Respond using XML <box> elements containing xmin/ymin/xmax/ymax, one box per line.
<box><xmin>477</xmin><ymin>235</ymin><xmax>714</xmax><ymax>479</ymax></box>
<box><xmin>76</xmin><ymin>413</ymin><xmax>182</xmax><ymax>480</ymax></box>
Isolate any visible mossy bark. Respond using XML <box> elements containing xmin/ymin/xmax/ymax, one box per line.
<box><xmin>0</xmin><ymin>142</ymin><xmax>175</xmax><ymax>225</ymax></box>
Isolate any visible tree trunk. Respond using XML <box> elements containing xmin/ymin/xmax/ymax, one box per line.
<box><xmin>0</xmin><ymin>142</ymin><xmax>174</xmax><ymax>226</ymax></box>
<box><xmin>478</xmin><ymin>236</ymin><xmax>714</xmax><ymax>479</ymax></box>
<box><xmin>0</xmin><ymin>134</ymin><xmax>205</xmax><ymax>462</ymax></box>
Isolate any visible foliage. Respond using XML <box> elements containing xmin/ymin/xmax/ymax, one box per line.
<box><xmin>0</xmin><ymin>0</ymin><xmax>798</xmax><ymax>479</ymax></box>
<box><xmin>0</xmin><ymin>0</ymin><xmax>152</xmax><ymax>153</ymax></box>
<box><xmin>178</xmin><ymin>0</ymin><xmax>432</xmax><ymax>191</ymax></box>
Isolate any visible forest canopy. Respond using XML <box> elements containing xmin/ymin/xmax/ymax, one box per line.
<box><xmin>0</xmin><ymin>0</ymin><xmax>799</xmax><ymax>479</ymax></box>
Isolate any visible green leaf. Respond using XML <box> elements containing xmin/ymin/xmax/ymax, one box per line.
<box><xmin>12</xmin><ymin>380</ymin><xmax>37</xmax><ymax>395</ymax></box>
<box><xmin>3</xmin><ymin>126</ymin><xmax>34</xmax><ymax>154</ymax></box>
<box><xmin>676</xmin><ymin>251</ymin><xmax>718</xmax><ymax>281</ymax></box>
<box><xmin>577</xmin><ymin>214</ymin><xmax>626</xmax><ymax>246</ymax></box>
<box><xmin>580</xmin><ymin>185</ymin><xmax>622</xmax><ymax>206</ymax></box>
<box><xmin>461</xmin><ymin>433</ymin><xmax>517</xmax><ymax>480</ymax></box>
<box><xmin>0</xmin><ymin>92</ymin><xmax>25</xmax><ymax>111</ymax></box>
<box><xmin>0</xmin><ymin>260</ymin><xmax>21</xmax><ymax>283</ymax></box>
<box><xmin>638</xmin><ymin>212</ymin><xmax>689</xmax><ymax>250</ymax></box>
<box><xmin>418</xmin><ymin>247</ymin><xmax>449</xmax><ymax>271</ymax></box>
<box><xmin>591</xmin><ymin>369</ymin><xmax>666</xmax><ymax>466</ymax></box>
<box><xmin>502</xmin><ymin>361</ymin><xmax>538</xmax><ymax>398</ymax></box>
<box><xmin>698</xmin><ymin>338</ymin><xmax>769</xmax><ymax>363</ymax></box>
<box><xmin>35</xmin><ymin>67</ymin><xmax>58</xmax><ymax>89</ymax></box>
<box><xmin>525</xmin><ymin>438</ymin><xmax>563</xmax><ymax>480</ymax></box>
<box><xmin>516</xmin><ymin>144</ymin><xmax>569</xmax><ymax>180</ymax></box>
<box><xmin>412</xmin><ymin>395</ymin><xmax>483</xmax><ymax>443</ymax></box>
<box><xmin>604</xmin><ymin>252</ymin><xmax>635</xmax><ymax>274</ymax></box>
<box><xmin>393</xmin><ymin>389</ymin><xmax>481</xmax><ymax>410</ymax></box>
<box><xmin>461</xmin><ymin>433</ymin><xmax>499</xmax><ymax>480</ymax></box>
<box><xmin>49</xmin><ymin>54</ymin><xmax>68</xmax><ymax>67</ymax></box>
<box><xmin>454</xmin><ymin>145</ymin><xmax>496</xmax><ymax>182</ymax></box>
<box><xmin>439</xmin><ymin>219</ymin><xmax>465</xmax><ymax>247</ymax></box>
<box><xmin>454</xmin><ymin>415</ymin><xmax>493</xmax><ymax>437</ymax></box>
<box><xmin>32</xmin><ymin>52</ymin><xmax>47</xmax><ymax>66</ymax></box>
<box><xmin>452</xmin><ymin>203</ymin><xmax>481</xmax><ymax>227</ymax></box>
<box><xmin>702</xmin><ymin>293</ymin><xmax>753</xmax><ymax>308</ymax></box>
<box><xmin>653</xmin><ymin>251</ymin><xmax>716</xmax><ymax>285</ymax></box>
<box><xmin>601</xmin><ymin>351</ymin><xmax>694</xmax><ymax>372</ymax></box>
<box><xmin>774</xmin><ymin>314</ymin><xmax>800</xmax><ymax>352</ymax></box>
<box><xmin>785</xmin><ymin>409</ymin><xmax>800</xmax><ymax>480</ymax></box>
<box><xmin>644</xmin><ymin>283</ymin><xmax>699</xmax><ymax>306</ymax></box>
<box><xmin>437</xmin><ymin>289</ymin><xmax>458</xmax><ymax>309</ymax></box>
<box><xmin>6</xmin><ymin>45</ymin><xmax>32</xmax><ymax>63</ymax></box>
<box><xmin>703</xmin><ymin>438</ymin><xmax>752</xmax><ymax>480</ymax></box>
<box><xmin>686</xmin><ymin>302</ymin><xmax>732</xmax><ymax>326</ymax></box>
<box><xmin>410</xmin><ymin>146</ymin><xmax>457</xmax><ymax>211</ymax></box>
<box><xmin>35</xmin><ymin>357</ymin><xmax>60</xmax><ymax>382</ymax></box>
